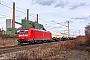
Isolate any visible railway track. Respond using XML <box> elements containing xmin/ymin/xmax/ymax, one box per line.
<box><xmin>0</xmin><ymin>40</ymin><xmax>62</xmax><ymax>55</ymax></box>
<box><xmin>0</xmin><ymin>37</ymin><xmax>75</xmax><ymax>56</ymax></box>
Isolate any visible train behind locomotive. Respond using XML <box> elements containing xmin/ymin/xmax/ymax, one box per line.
<box><xmin>17</xmin><ymin>28</ymin><xmax>75</xmax><ymax>45</ymax></box>
<box><xmin>17</xmin><ymin>28</ymin><xmax>52</xmax><ymax>44</ymax></box>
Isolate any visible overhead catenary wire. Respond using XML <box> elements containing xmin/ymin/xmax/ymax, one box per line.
<box><xmin>0</xmin><ymin>2</ymin><xmax>38</xmax><ymax>19</ymax></box>
<box><xmin>0</xmin><ymin>0</ymin><xmax>68</xmax><ymax>30</ymax></box>
<box><xmin>0</xmin><ymin>1</ymin><xmax>56</xmax><ymax>25</ymax></box>
<box><xmin>0</xmin><ymin>13</ymin><xmax>11</xmax><ymax>18</ymax></box>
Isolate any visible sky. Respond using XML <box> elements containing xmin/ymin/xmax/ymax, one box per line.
<box><xmin>0</xmin><ymin>0</ymin><xmax>90</xmax><ymax>36</ymax></box>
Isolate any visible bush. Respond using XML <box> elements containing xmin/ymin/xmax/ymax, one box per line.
<box><xmin>0</xmin><ymin>33</ymin><xmax>18</xmax><ymax>38</ymax></box>
<box><xmin>85</xmin><ymin>25</ymin><xmax>90</xmax><ymax>46</ymax></box>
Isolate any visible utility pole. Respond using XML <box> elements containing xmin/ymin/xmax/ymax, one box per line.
<box><xmin>68</xmin><ymin>21</ymin><xmax>70</xmax><ymax>37</ymax></box>
<box><xmin>78</xmin><ymin>30</ymin><xmax>80</xmax><ymax>35</ymax></box>
<box><xmin>63</xmin><ymin>30</ymin><xmax>66</xmax><ymax>34</ymax></box>
<box><xmin>0</xmin><ymin>0</ymin><xmax>1</xmax><ymax>4</ymax></box>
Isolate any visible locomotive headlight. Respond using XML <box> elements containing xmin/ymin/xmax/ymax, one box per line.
<box><xmin>25</xmin><ymin>34</ymin><xmax>28</xmax><ymax>36</ymax></box>
<box><xmin>19</xmin><ymin>35</ymin><xmax>22</xmax><ymax>36</ymax></box>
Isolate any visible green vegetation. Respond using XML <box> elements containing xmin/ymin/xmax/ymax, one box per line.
<box><xmin>82</xmin><ymin>47</ymin><xmax>90</xmax><ymax>58</ymax></box>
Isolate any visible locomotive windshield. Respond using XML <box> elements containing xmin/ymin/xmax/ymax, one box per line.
<box><xmin>19</xmin><ymin>30</ymin><xmax>28</xmax><ymax>34</ymax></box>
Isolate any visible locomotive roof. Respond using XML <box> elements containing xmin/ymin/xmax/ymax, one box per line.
<box><xmin>34</xmin><ymin>29</ymin><xmax>50</xmax><ymax>32</ymax></box>
<box><xmin>20</xmin><ymin>28</ymin><xmax>50</xmax><ymax>32</ymax></box>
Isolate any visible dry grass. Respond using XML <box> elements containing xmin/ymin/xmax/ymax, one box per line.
<box><xmin>82</xmin><ymin>47</ymin><xmax>90</xmax><ymax>58</ymax></box>
<box><xmin>14</xmin><ymin>36</ymin><xmax>88</xmax><ymax>60</ymax></box>
<box><xmin>8</xmin><ymin>40</ymin><xmax>80</xmax><ymax>60</ymax></box>
<box><xmin>0</xmin><ymin>36</ymin><xmax>89</xmax><ymax>59</ymax></box>
<box><xmin>75</xmin><ymin>36</ymin><xmax>86</xmax><ymax>43</ymax></box>
<box><xmin>0</xmin><ymin>33</ymin><xmax>18</xmax><ymax>47</ymax></box>
<box><xmin>0</xmin><ymin>33</ymin><xmax>88</xmax><ymax>59</ymax></box>
<box><xmin>0</xmin><ymin>38</ymin><xmax>18</xmax><ymax>47</ymax></box>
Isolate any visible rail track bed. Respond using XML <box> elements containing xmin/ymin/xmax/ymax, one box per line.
<box><xmin>0</xmin><ymin>38</ymin><xmax>90</xmax><ymax>60</ymax></box>
<box><xmin>0</xmin><ymin>40</ymin><xmax>62</xmax><ymax>55</ymax></box>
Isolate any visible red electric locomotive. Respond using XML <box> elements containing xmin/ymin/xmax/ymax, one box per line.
<box><xmin>17</xmin><ymin>28</ymin><xmax>52</xmax><ymax>44</ymax></box>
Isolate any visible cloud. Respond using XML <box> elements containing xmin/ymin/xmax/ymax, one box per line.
<box><xmin>54</xmin><ymin>1</ymin><xmax>69</xmax><ymax>8</ymax></box>
<box><xmin>69</xmin><ymin>2</ymin><xmax>87</xmax><ymax>10</ymax></box>
<box><xmin>71</xmin><ymin>16</ymin><xmax>89</xmax><ymax>20</ymax></box>
<box><xmin>33</xmin><ymin>0</ymin><xmax>57</xmax><ymax>6</ymax></box>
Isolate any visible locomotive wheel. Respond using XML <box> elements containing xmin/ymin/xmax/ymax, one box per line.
<box><xmin>47</xmin><ymin>40</ymin><xmax>51</xmax><ymax>43</ymax></box>
<box><xmin>18</xmin><ymin>42</ymin><xmax>23</xmax><ymax>45</ymax></box>
<box><xmin>43</xmin><ymin>40</ymin><xmax>47</xmax><ymax>43</ymax></box>
<box><xmin>18</xmin><ymin>42</ymin><xmax>21</xmax><ymax>45</ymax></box>
<box><xmin>29</xmin><ymin>41</ymin><xmax>34</xmax><ymax>45</ymax></box>
<box><xmin>36</xmin><ymin>40</ymin><xmax>42</xmax><ymax>44</ymax></box>
<box><xmin>29</xmin><ymin>42</ymin><xmax>32</xmax><ymax>45</ymax></box>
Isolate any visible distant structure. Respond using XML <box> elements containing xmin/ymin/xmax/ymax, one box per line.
<box><xmin>6</xmin><ymin>19</ymin><xmax>12</xmax><ymax>29</ymax></box>
<box><xmin>4</xmin><ymin>2</ymin><xmax>46</xmax><ymax>34</ymax></box>
<box><xmin>12</xmin><ymin>2</ymin><xmax>15</xmax><ymax>28</ymax></box>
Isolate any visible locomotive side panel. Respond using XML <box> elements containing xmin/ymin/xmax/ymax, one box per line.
<box><xmin>17</xmin><ymin>28</ymin><xmax>52</xmax><ymax>44</ymax></box>
<box><xmin>28</xmin><ymin>29</ymin><xmax>35</xmax><ymax>41</ymax></box>
<box><xmin>43</xmin><ymin>32</ymin><xmax>52</xmax><ymax>40</ymax></box>
<box><xmin>31</xmin><ymin>29</ymin><xmax>52</xmax><ymax>40</ymax></box>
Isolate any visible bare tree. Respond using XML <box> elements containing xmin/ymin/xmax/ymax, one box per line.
<box><xmin>85</xmin><ymin>24</ymin><xmax>90</xmax><ymax>46</ymax></box>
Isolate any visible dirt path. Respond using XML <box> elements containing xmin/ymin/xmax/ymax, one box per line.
<box><xmin>62</xmin><ymin>51</ymin><xmax>88</xmax><ymax>60</ymax></box>
<box><xmin>61</xmin><ymin>46</ymin><xmax>90</xmax><ymax>60</ymax></box>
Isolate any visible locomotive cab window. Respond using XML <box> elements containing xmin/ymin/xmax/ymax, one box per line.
<box><xmin>20</xmin><ymin>30</ymin><xmax>28</xmax><ymax>34</ymax></box>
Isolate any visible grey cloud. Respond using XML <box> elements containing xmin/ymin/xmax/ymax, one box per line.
<box><xmin>51</xmin><ymin>20</ymin><xmax>57</xmax><ymax>23</ymax></box>
<box><xmin>33</xmin><ymin>0</ymin><xmax>57</xmax><ymax>6</ymax></box>
<box><xmin>54</xmin><ymin>1</ymin><xmax>69</xmax><ymax>8</ymax></box>
<box><xmin>69</xmin><ymin>2</ymin><xmax>87</xmax><ymax>10</ymax></box>
<box><xmin>71</xmin><ymin>17</ymin><xmax>88</xmax><ymax>20</ymax></box>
